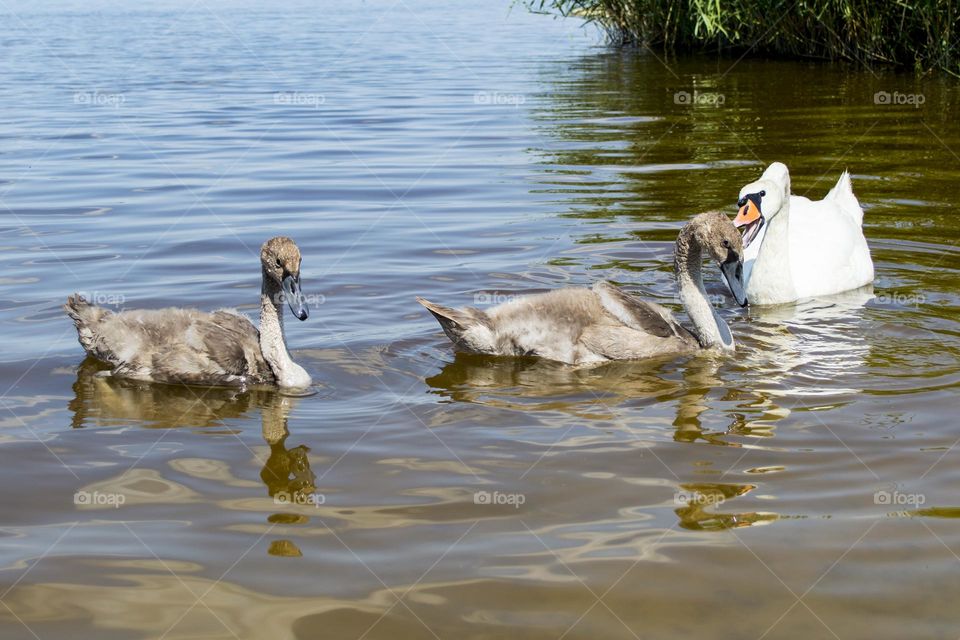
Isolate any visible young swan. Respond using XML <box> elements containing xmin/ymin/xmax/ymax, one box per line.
<box><xmin>417</xmin><ymin>211</ymin><xmax>747</xmax><ymax>365</ymax></box>
<box><xmin>65</xmin><ymin>237</ymin><xmax>312</xmax><ymax>389</ymax></box>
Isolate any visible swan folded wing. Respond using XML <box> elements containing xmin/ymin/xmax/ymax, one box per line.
<box><xmin>111</xmin><ymin>308</ymin><xmax>270</xmax><ymax>386</ymax></box>
<box><xmin>825</xmin><ymin>170</ymin><xmax>864</xmax><ymax>225</ymax></box>
<box><xmin>189</xmin><ymin>310</ymin><xmax>273</xmax><ymax>383</ymax></box>
<box><xmin>592</xmin><ymin>281</ymin><xmax>684</xmax><ymax>338</ymax></box>
<box><xmin>789</xmin><ymin>196</ymin><xmax>873</xmax><ymax>297</ymax></box>
<box><xmin>578</xmin><ymin>324</ymin><xmax>693</xmax><ymax>361</ymax></box>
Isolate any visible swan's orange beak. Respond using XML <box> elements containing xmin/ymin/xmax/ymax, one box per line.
<box><xmin>734</xmin><ymin>199</ymin><xmax>761</xmax><ymax>228</ymax></box>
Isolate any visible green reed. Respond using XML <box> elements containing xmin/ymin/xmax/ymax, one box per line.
<box><xmin>527</xmin><ymin>0</ymin><xmax>959</xmax><ymax>75</ymax></box>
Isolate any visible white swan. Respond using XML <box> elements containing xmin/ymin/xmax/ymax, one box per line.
<box><xmin>417</xmin><ymin>211</ymin><xmax>747</xmax><ymax>365</ymax></box>
<box><xmin>734</xmin><ymin>162</ymin><xmax>874</xmax><ymax>305</ymax></box>
<box><xmin>65</xmin><ymin>237</ymin><xmax>312</xmax><ymax>389</ymax></box>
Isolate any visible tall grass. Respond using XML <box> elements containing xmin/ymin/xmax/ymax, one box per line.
<box><xmin>528</xmin><ymin>0</ymin><xmax>959</xmax><ymax>74</ymax></box>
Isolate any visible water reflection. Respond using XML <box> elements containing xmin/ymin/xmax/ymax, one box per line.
<box><xmin>261</xmin><ymin>415</ymin><xmax>316</xmax><ymax>504</ymax></box>
<box><xmin>259</xmin><ymin>394</ymin><xmax>319</xmax><ymax>549</ymax></box>
<box><xmin>743</xmin><ymin>287</ymin><xmax>875</xmax><ymax>392</ymax></box>
<box><xmin>426</xmin><ymin>351</ymin><xmax>685</xmax><ymax>410</ymax></box>
<box><xmin>674</xmin><ymin>482</ymin><xmax>777</xmax><ymax>530</ymax></box>
<box><xmin>426</xmin><ymin>351</ymin><xmax>775</xmax><ymax>451</ymax></box>
<box><xmin>68</xmin><ymin>360</ymin><xmax>318</xmax><ymax>554</ymax></box>
<box><xmin>670</xmin><ymin>356</ymin><xmax>750</xmax><ymax>445</ymax></box>
<box><xmin>69</xmin><ymin>358</ymin><xmax>276</xmax><ymax>430</ymax></box>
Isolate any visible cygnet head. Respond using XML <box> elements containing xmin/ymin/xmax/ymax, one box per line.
<box><xmin>685</xmin><ymin>211</ymin><xmax>747</xmax><ymax>307</ymax></box>
<box><xmin>261</xmin><ymin>236</ymin><xmax>309</xmax><ymax>321</ymax></box>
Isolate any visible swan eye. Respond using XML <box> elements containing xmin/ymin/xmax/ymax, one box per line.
<box><xmin>722</xmin><ymin>239</ymin><xmax>731</xmax><ymax>249</ymax></box>
<box><xmin>759</xmin><ymin>190</ymin><xmax>766</xmax><ymax>197</ymax></box>
<box><xmin>275</xmin><ymin>258</ymin><xmax>282</xmax><ymax>268</ymax></box>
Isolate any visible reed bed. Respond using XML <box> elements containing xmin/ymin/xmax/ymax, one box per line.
<box><xmin>527</xmin><ymin>0</ymin><xmax>959</xmax><ymax>74</ymax></box>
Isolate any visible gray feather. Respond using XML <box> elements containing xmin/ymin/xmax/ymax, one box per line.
<box><xmin>65</xmin><ymin>298</ymin><xmax>275</xmax><ymax>387</ymax></box>
<box><xmin>418</xmin><ymin>284</ymin><xmax>698</xmax><ymax>365</ymax></box>
<box><xmin>591</xmin><ymin>281</ymin><xmax>685</xmax><ymax>338</ymax></box>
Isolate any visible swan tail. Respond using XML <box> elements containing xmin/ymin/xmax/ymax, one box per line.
<box><xmin>416</xmin><ymin>297</ymin><xmax>496</xmax><ymax>353</ymax></box>
<box><xmin>827</xmin><ymin>170</ymin><xmax>864</xmax><ymax>225</ymax></box>
<box><xmin>64</xmin><ymin>294</ymin><xmax>115</xmax><ymax>361</ymax></box>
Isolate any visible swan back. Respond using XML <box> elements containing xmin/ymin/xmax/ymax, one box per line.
<box><xmin>65</xmin><ymin>295</ymin><xmax>273</xmax><ymax>386</ymax></box>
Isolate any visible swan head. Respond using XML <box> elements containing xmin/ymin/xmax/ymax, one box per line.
<box><xmin>261</xmin><ymin>236</ymin><xmax>309</xmax><ymax>321</ymax></box>
<box><xmin>734</xmin><ymin>162</ymin><xmax>790</xmax><ymax>250</ymax></box>
<box><xmin>689</xmin><ymin>211</ymin><xmax>747</xmax><ymax>308</ymax></box>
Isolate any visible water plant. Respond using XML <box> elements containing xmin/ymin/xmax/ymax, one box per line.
<box><xmin>527</xmin><ymin>0</ymin><xmax>959</xmax><ymax>75</ymax></box>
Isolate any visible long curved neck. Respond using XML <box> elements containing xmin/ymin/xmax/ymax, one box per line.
<box><xmin>675</xmin><ymin>227</ymin><xmax>733</xmax><ymax>350</ymax></box>
<box><xmin>750</xmin><ymin>197</ymin><xmax>794</xmax><ymax>299</ymax></box>
<box><xmin>259</xmin><ymin>270</ymin><xmax>309</xmax><ymax>387</ymax></box>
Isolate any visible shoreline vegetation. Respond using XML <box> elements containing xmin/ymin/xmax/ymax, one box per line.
<box><xmin>526</xmin><ymin>0</ymin><xmax>959</xmax><ymax>75</ymax></box>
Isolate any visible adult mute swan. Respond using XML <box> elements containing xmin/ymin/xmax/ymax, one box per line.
<box><xmin>734</xmin><ymin>162</ymin><xmax>874</xmax><ymax>305</ymax></box>
<box><xmin>417</xmin><ymin>211</ymin><xmax>747</xmax><ymax>365</ymax></box>
<box><xmin>65</xmin><ymin>236</ymin><xmax>312</xmax><ymax>389</ymax></box>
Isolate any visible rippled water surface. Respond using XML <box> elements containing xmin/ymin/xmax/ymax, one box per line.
<box><xmin>2</xmin><ymin>1</ymin><xmax>960</xmax><ymax>638</ymax></box>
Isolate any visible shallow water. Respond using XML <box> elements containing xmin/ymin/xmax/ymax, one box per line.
<box><xmin>1</xmin><ymin>1</ymin><xmax>960</xmax><ymax>638</ymax></box>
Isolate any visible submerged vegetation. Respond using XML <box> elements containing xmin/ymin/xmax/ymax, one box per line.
<box><xmin>527</xmin><ymin>0</ymin><xmax>959</xmax><ymax>74</ymax></box>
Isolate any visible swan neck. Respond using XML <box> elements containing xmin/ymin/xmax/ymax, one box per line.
<box><xmin>745</xmin><ymin>194</ymin><xmax>797</xmax><ymax>305</ymax></box>
<box><xmin>756</xmin><ymin>197</ymin><xmax>791</xmax><ymax>267</ymax></box>
<box><xmin>260</xmin><ymin>269</ymin><xmax>309</xmax><ymax>387</ymax></box>
<box><xmin>675</xmin><ymin>227</ymin><xmax>732</xmax><ymax>350</ymax></box>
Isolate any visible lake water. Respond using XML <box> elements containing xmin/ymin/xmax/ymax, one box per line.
<box><xmin>1</xmin><ymin>1</ymin><xmax>959</xmax><ymax>638</ymax></box>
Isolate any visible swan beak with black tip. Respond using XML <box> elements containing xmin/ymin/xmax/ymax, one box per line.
<box><xmin>720</xmin><ymin>254</ymin><xmax>748</xmax><ymax>307</ymax></box>
<box><xmin>734</xmin><ymin>192</ymin><xmax>764</xmax><ymax>249</ymax></box>
<box><xmin>282</xmin><ymin>272</ymin><xmax>309</xmax><ymax>320</ymax></box>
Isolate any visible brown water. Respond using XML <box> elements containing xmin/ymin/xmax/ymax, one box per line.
<box><xmin>1</xmin><ymin>1</ymin><xmax>960</xmax><ymax>639</ymax></box>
